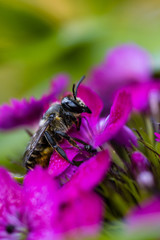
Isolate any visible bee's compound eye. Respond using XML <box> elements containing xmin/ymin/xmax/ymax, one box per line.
<box><xmin>61</xmin><ymin>97</ymin><xmax>82</xmax><ymax>113</ymax></box>
<box><xmin>62</xmin><ymin>97</ymin><xmax>92</xmax><ymax>114</ymax></box>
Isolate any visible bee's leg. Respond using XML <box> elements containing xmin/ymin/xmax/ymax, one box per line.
<box><xmin>44</xmin><ymin>131</ymin><xmax>74</xmax><ymax>165</ymax></box>
<box><xmin>55</xmin><ymin>131</ymin><xmax>97</xmax><ymax>154</ymax></box>
<box><xmin>72</xmin><ymin>137</ymin><xmax>97</xmax><ymax>154</ymax></box>
<box><xmin>55</xmin><ymin>131</ymin><xmax>81</xmax><ymax>150</ymax></box>
<box><xmin>25</xmin><ymin>129</ymin><xmax>33</xmax><ymax>137</ymax></box>
<box><xmin>76</xmin><ymin>117</ymin><xmax>81</xmax><ymax>131</ymax></box>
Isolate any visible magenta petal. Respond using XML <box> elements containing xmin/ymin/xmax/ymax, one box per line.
<box><xmin>94</xmin><ymin>90</ymin><xmax>132</xmax><ymax>147</ymax></box>
<box><xmin>53</xmin><ymin>191</ymin><xmax>103</xmax><ymax>234</ymax></box>
<box><xmin>48</xmin><ymin>142</ymin><xmax>79</xmax><ymax>177</ymax></box>
<box><xmin>50</xmin><ymin>74</ymin><xmax>70</xmax><ymax>98</ymax></box>
<box><xmin>126</xmin><ymin>197</ymin><xmax>160</xmax><ymax>231</ymax></box>
<box><xmin>87</xmin><ymin>44</ymin><xmax>151</xmax><ymax>112</ymax></box>
<box><xmin>0</xmin><ymin>168</ymin><xmax>22</xmax><ymax>217</ymax></box>
<box><xmin>123</xmin><ymin>81</ymin><xmax>160</xmax><ymax>111</ymax></box>
<box><xmin>68</xmin><ymin>150</ymin><xmax>110</xmax><ymax>191</ymax></box>
<box><xmin>48</xmin><ymin>150</ymin><xmax>78</xmax><ymax>177</ymax></box>
<box><xmin>48</xmin><ymin>152</ymin><xmax>70</xmax><ymax>177</ymax></box>
<box><xmin>23</xmin><ymin>167</ymin><xmax>58</xmax><ymax>228</ymax></box>
<box><xmin>104</xmin><ymin>44</ymin><xmax>151</xmax><ymax>83</ymax></box>
<box><xmin>125</xmin><ymin>82</ymin><xmax>152</xmax><ymax>111</ymax></box>
<box><xmin>27</xmin><ymin>230</ymin><xmax>56</xmax><ymax>240</ymax></box>
<box><xmin>0</xmin><ymin>74</ymin><xmax>69</xmax><ymax>130</ymax></box>
<box><xmin>77</xmin><ymin>85</ymin><xmax>103</xmax><ymax>123</ymax></box>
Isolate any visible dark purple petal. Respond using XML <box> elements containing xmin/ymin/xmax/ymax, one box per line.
<box><xmin>131</xmin><ymin>151</ymin><xmax>149</xmax><ymax>172</ymax></box>
<box><xmin>0</xmin><ymin>168</ymin><xmax>22</xmax><ymax>217</ymax></box>
<box><xmin>53</xmin><ymin>191</ymin><xmax>103</xmax><ymax>235</ymax></box>
<box><xmin>50</xmin><ymin>74</ymin><xmax>70</xmax><ymax>98</ymax></box>
<box><xmin>126</xmin><ymin>197</ymin><xmax>160</xmax><ymax>231</ymax></box>
<box><xmin>113</xmin><ymin>126</ymin><xmax>138</xmax><ymax>148</ymax></box>
<box><xmin>58</xmin><ymin>164</ymin><xmax>79</xmax><ymax>185</ymax></box>
<box><xmin>94</xmin><ymin>90</ymin><xmax>132</xmax><ymax>147</ymax></box>
<box><xmin>67</xmin><ymin>150</ymin><xmax>110</xmax><ymax>191</ymax></box>
<box><xmin>0</xmin><ymin>74</ymin><xmax>69</xmax><ymax>130</ymax></box>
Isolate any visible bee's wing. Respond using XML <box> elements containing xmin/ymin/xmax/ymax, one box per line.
<box><xmin>23</xmin><ymin>118</ymin><xmax>51</xmax><ymax>162</ymax></box>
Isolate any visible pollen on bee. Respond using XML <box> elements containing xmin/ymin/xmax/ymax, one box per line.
<box><xmin>43</xmin><ymin>147</ymin><xmax>52</xmax><ymax>155</ymax></box>
<box><xmin>37</xmin><ymin>147</ymin><xmax>53</xmax><ymax>167</ymax></box>
<box><xmin>55</xmin><ymin>116</ymin><xmax>61</xmax><ymax>121</ymax></box>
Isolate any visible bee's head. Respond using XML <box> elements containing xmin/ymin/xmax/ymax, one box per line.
<box><xmin>61</xmin><ymin>76</ymin><xmax>91</xmax><ymax>114</ymax></box>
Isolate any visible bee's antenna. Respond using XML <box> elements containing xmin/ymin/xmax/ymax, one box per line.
<box><xmin>72</xmin><ymin>84</ymin><xmax>76</xmax><ymax>100</ymax></box>
<box><xmin>75</xmin><ymin>75</ymin><xmax>85</xmax><ymax>98</ymax></box>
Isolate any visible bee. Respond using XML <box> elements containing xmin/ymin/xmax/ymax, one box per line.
<box><xmin>24</xmin><ymin>76</ymin><xmax>94</xmax><ymax>170</ymax></box>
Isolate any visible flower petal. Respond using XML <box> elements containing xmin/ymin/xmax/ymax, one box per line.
<box><xmin>87</xmin><ymin>44</ymin><xmax>151</xmax><ymax>112</ymax></box>
<box><xmin>113</xmin><ymin>126</ymin><xmax>138</xmax><ymax>148</ymax></box>
<box><xmin>94</xmin><ymin>90</ymin><xmax>132</xmax><ymax>147</ymax></box>
<box><xmin>123</xmin><ymin>81</ymin><xmax>160</xmax><ymax>111</ymax></box>
<box><xmin>131</xmin><ymin>151</ymin><xmax>149</xmax><ymax>172</ymax></box>
<box><xmin>53</xmin><ymin>191</ymin><xmax>103</xmax><ymax>235</ymax></box>
<box><xmin>28</xmin><ymin>230</ymin><xmax>56</xmax><ymax>240</ymax></box>
<box><xmin>126</xmin><ymin>197</ymin><xmax>160</xmax><ymax>232</ymax></box>
<box><xmin>50</xmin><ymin>74</ymin><xmax>70</xmax><ymax>98</ymax></box>
<box><xmin>0</xmin><ymin>168</ymin><xmax>22</xmax><ymax>217</ymax></box>
<box><xmin>48</xmin><ymin>144</ymin><xmax>79</xmax><ymax>177</ymax></box>
<box><xmin>104</xmin><ymin>44</ymin><xmax>151</xmax><ymax>83</ymax></box>
<box><xmin>68</xmin><ymin>150</ymin><xmax>110</xmax><ymax>191</ymax></box>
<box><xmin>77</xmin><ymin>85</ymin><xmax>103</xmax><ymax>124</ymax></box>
<box><xmin>23</xmin><ymin>167</ymin><xmax>58</xmax><ymax>229</ymax></box>
<box><xmin>0</xmin><ymin>74</ymin><xmax>69</xmax><ymax>130</ymax></box>
<box><xmin>155</xmin><ymin>132</ymin><xmax>160</xmax><ymax>142</ymax></box>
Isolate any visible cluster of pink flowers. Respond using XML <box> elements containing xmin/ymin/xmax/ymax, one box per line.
<box><xmin>1</xmin><ymin>44</ymin><xmax>160</xmax><ymax>239</ymax></box>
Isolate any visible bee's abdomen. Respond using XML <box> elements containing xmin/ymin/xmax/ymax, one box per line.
<box><xmin>25</xmin><ymin>142</ymin><xmax>53</xmax><ymax>170</ymax></box>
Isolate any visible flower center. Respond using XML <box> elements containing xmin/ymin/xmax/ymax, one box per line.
<box><xmin>3</xmin><ymin>212</ymin><xmax>29</xmax><ymax>240</ymax></box>
<box><xmin>6</xmin><ymin>224</ymin><xmax>15</xmax><ymax>234</ymax></box>
<box><xmin>5</xmin><ymin>223</ymin><xmax>28</xmax><ymax>240</ymax></box>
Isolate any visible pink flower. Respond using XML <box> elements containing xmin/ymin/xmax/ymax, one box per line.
<box><xmin>0</xmin><ymin>167</ymin><xmax>57</xmax><ymax>239</ymax></box>
<box><xmin>87</xmin><ymin>44</ymin><xmax>151</xmax><ymax>112</ymax></box>
<box><xmin>126</xmin><ymin>197</ymin><xmax>160</xmax><ymax>233</ymax></box>
<box><xmin>122</xmin><ymin>81</ymin><xmax>160</xmax><ymax>111</ymax></box>
<box><xmin>0</xmin><ymin>167</ymin><xmax>104</xmax><ymax>239</ymax></box>
<box><xmin>0</xmin><ymin>74</ymin><xmax>69</xmax><ymax>130</ymax></box>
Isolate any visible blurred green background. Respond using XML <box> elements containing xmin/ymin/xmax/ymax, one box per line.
<box><xmin>1</xmin><ymin>0</ymin><xmax>160</xmax><ymax>172</ymax></box>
